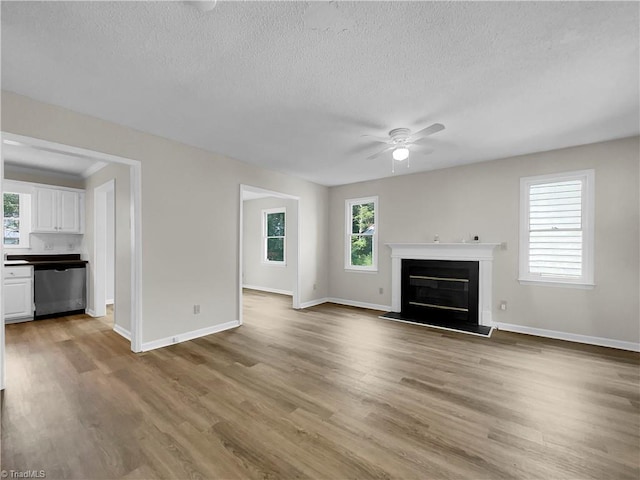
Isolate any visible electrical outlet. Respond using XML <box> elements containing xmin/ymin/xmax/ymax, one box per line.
<box><xmin>379</xmin><ymin>287</ymin><xmax>384</xmax><ymax>294</ymax></box>
<box><xmin>67</xmin><ymin>243</ymin><xmax>75</xmax><ymax>251</ymax></box>
<box><xmin>172</xmin><ymin>337</ymin><xmax>178</xmax><ymax>344</ymax></box>
<box><xmin>193</xmin><ymin>304</ymin><xmax>200</xmax><ymax>314</ymax></box>
<box><xmin>44</xmin><ymin>243</ymin><xmax>53</xmax><ymax>251</ymax></box>
<box><xmin>500</xmin><ymin>242</ymin><xmax>508</xmax><ymax>250</ymax></box>
<box><xmin>500</xmin><ymin>301</ymin><xmax>507</xmax><ymax>311</ymax></box>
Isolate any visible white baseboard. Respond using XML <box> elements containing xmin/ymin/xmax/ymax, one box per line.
<box><xmin>141</xmin><ymin>320</ymin><xmax>241</xmax><ymax>352</ymax></box>
<box><xmin>298</xmin><ymin>297</ymin><xmax>329</xmax><ymax>309</ymax></box>
<box><xmin>86</xmin><ymin>309</ymin><xmax>96</xmax><ymax>317</ymax></box>
<box><xmin>106</xmin><ymin>299</ymin><xmax>114</xmax><ymax>305</ymax></box>
<box><xmin>327</xmin><ymin>297</ymin><xmax>391</xmax><ymax>312</ymax></box>
<box><xmin>4</xmin><ymin>317</ymin><xmax>34</xmax><ymax>325</ymax></box>
<box><xmin>494</xmin><ymin>322</ymin><xmax>640</xmax><ymax>352</ymax></box>
<box><xmin>113</xmin><ymin>324</ymin><xmax>131</xmax><ymax>341</ymax></box>
<box><xmin>243</xmin><ymin>285</ymin><xmax>293</xmax><ymax>296</ymax></box>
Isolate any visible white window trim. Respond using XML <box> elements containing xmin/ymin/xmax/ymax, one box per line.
<box><xmin>345</xmin><ymin>195</ymin><xmax>378</xmax><ymax>272</ymax></box>
<box><xmin>262</xmin><ymin>207</ymin><xmax>286</xmax><ymax>266</ymax></box>
<box><xmin>3</xmin><ymin>188</ymin><xmax>32</xmax><ymax>249</ymax></box>
<box><xmin>519</xmin><ymin>169</ymin><xmax>595</xmax><ymax>288</ymax></box>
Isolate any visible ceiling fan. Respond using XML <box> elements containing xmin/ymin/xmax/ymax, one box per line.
<box><xmin>361</xmin><ymin>123</ymin><xmax>445</xmax><ymax>172</ymax></box>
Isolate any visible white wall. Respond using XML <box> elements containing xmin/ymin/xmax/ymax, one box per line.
<box><xmin>1</xmin><ymin>91</ymin><xmax>329</xmax><ymax>344</ymax></box>
<box><xmin>83</xmin><ymin>163</ymin><xmax>131</xmax><ymax>332</ymax></box>
<box><xmin>17</xmin><ymin>233</ymin><xmax>83</xmax><ymax>255</ymax></box>
<box><xmin>4</xmin><ymin>166</ymin><xmax>85</xmax><ymax>189</ymax></box>
<box><xmin>243</xmin><ymin>197</ymin><xmax>297</xmax><ymax>294</ymax></box>
<box><xmin>328</xmin><ymin>136</ymin><xmax>640</xmax><ymax>345</ymax></box>
<box><xmin>106</xmin><ymin>188</ymin><xmax>115</xmax><ymax>304</ymax></box>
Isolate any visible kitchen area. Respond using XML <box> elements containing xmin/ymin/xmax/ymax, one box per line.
<box><xmin>2</xmin><ymin>139</ymin><xmax>116</xmax><ymax>327</ymax></box>
<box><xmin>4</xmin><ymin>177</ymin><xmax>89</xmax><ymax>324</ymax></box>
<box><xmin>5</xmin><ymin>254</ymin><xmax>87</xmax><ymax>322</ymax></box>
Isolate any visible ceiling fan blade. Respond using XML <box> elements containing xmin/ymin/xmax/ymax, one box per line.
<box><xmin>366</xmin><ymin>146</ymin><xmax>394</xmax><ymax>160</ymax></box>
<box><xmin>346</xmin><ymin>142</ymin><xmax>383</xmax><ymax>156</ymax></box>
<box><xmin>360</xmin><ymin>134</ymin><xmax>390</xmax><ymax>143</ymax></box>
<box><xmin>412</xmin><ymin>123</ymin><xmax>445</xmax><ymax>139</ymax></box>
<box><xmin>412</xmin><ymin>150</ymin><xmax>435</xmax><ymax>160</ymax></box>
<box><xmin>411</xmin><ymin>145</ymin><xmax>434</xmax><ymax>155</ymax></box>
<box><xmin>412</xmin><ymin>136</ymin><xmax>437</xmax><ymax>146</ymax></box>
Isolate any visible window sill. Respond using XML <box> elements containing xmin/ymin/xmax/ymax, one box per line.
<box><xmin>262</xmin><ymin>262</ymin><xmax>287</xmax><ymax>268</ymax></box>
<box><xmin>344</xmin><ymin>268</ymin><xmax>378</xmax><ymax>274</ymax></box>
<box><xmin>518</xmin><ymin>278</ymin><xmax>595</xmax><ymax>290</ymax></box>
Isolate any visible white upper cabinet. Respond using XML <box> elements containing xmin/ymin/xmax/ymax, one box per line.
<box><xmin>33</xmin><ymin>187</ymin><xmax>58</xmax><ymax>232</ymax></box>
<box><xmin>32</xmin><ymin>187</ymin><xmax>84</xmax><ymax>234</ymax></box>
<box><xmin>58</xmin><ymin>190</ymin><xmax>82</xmax><ymax>233</ymax></box>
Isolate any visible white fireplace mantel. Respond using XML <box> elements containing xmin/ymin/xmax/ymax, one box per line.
<box><xmin>386</xmin><ymin>243</ymin><xmax>500</xmax><ymax>327</ymax></box>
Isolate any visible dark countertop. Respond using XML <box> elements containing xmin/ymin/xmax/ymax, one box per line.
<box><xmin>5</xmin><ymin>254</ymin><xmax>88</xmax><ymax>268</ymax></box>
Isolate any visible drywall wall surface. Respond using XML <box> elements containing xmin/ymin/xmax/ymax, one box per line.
<box><xmin>21</xmin><ymin>233</ymin><xmax>83</xmax><ymax>255</ymax></box>
<box><xmin>106</xmin><ymin>188</ymin><xmax>115</xmax><ymax>303</ymax></box>
<box><xmin>84</xmin><ymin>162</ymin><xmax>131</xmax><ymax>332</ymax></box>
<box><xmin>328</xmin><ymin>136</ymin><xmax>640</xmax><ymax>344</ymax></box>
<box><xmin>243</xmin><ymin>197</ymin><xmax>297</xmax><ymax>294</ymax></box>
<box><xmin>4</xmin><ymin>165</ymin><xmax>85</xmax><ymax>189</ymax></box>
<box><xmin>1</xmin><ymin>91</ymin><xmax>329</xmax><ymax>343</ymax></box>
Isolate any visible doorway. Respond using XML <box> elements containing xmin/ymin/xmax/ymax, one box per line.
<box><xmin>0</xmin><ymin>132</ymin><xmax>143</xmax><ymax>390</ymax></box>
<box><xmin>239</xmin><ymin>185</ymin><xmax>300</xmax><ymax>324</ymax></box>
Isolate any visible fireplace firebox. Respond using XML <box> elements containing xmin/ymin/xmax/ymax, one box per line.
<box><xmin>401</xmin><ymin>259</ymin><xmax>479</xmax><ymax>327</ymax></box>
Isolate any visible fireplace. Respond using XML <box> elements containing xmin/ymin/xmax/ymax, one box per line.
<box><xmin>383</xmin><ymin>243</ymin><xmax>499</xmax><ymax>336</ymax></box>
<box><xmin>402</xmin><ymin>259</ymin><xmax>479</xmax><ymax>327</ymax></box>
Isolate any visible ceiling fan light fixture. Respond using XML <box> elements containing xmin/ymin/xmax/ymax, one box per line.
<box><xmin>392</xmin><ymin>147</ymin><xmax>409</xmax><ymax>161</ymax></box>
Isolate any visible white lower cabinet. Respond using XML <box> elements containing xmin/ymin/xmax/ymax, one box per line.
<box><xmin>4</xmin><ymin>266</ymin><xmax>34</xmax><ymax>323</ymax></box>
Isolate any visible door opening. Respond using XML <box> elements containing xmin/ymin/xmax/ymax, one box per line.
<box><xmin>239</xmin><ymin>185</ymin><xmax>301</xmax><ymax>324</ymax></box>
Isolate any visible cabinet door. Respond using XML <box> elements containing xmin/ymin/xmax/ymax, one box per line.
<box><xmin>33</xmin><ymin>188</ymin><xmax>58</xmax><ymax>232</ymax></box>
<box><xmin>4</xmin><ymin>278</ymin><xmax>34</xmax><ymax>320</ymax></box>
<box><xmin>58</xmin><ymin>191</ymin><xmax>82</xmax><ymax>233</ymax></box>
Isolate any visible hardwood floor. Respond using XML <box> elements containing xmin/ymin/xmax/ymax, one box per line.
<box><xmin>2</xmin><ymin>290</ymin><xmax>639</xmax><ymax>479</ymax></box>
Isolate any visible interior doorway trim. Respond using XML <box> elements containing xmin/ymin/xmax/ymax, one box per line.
<box><xmin>239</xmin><ymin>184</ymin><xmax>301</xmax><ymax>325</ymax></box>
<box><xmin>0</xmin><ymin>132</ymin><xmax>143</xmax><ymax>389</ymax></box>
<box><xmin>92</xmin><ymin>179</ymin><xmax>115</xmax><ymax>319</ymax></box>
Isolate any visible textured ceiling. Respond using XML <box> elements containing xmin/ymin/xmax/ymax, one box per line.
<box><xmin>2</xmin><ymin>1</ymin><xmax>638</xmax><ymax>186</ymax></box>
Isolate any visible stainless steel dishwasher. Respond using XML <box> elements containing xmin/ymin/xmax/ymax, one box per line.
<box><xmin>34</xmin><ymin>264</ymin><xmax>86</xmax><ymax>319</ymax></box>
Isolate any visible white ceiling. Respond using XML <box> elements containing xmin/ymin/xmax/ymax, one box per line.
<box><xmin>1</xmin><ymin>1</ymin><xmax>638</xmax><ymax>186</ymax></box>
<box><xmin>2</xmin><ymin>141</ymin><xmax>106</xmax><ymax>178</ymax></box>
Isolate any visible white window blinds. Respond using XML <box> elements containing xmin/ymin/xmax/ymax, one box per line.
<box><xmin>528</xmin><ymin>180</ymin><xmax>583</xmax><ymax>277</ymax></box>
<box><xmin>520</xmin><ymin>169</ymin><xmax>594</xmax><ymax>287</ymax></box>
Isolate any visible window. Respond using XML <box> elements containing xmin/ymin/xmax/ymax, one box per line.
<box><xmin>345</xmin><ymin>196</ymin><xmax>378</xmax><ymax>271</ymax></box>
<box><xmin>519</xmin><ymin>170</ymin><xmax>594</xmax><ymax>287</ymax></box>
<box><xmin>3</xmin><ymin>190</ymin><xmax>31</xmax><ymax>248</ymax></box>
<box><xmin>263</xmin><ymin>208</ymin><xmax>286</xmax><ymax>264</ymax></box>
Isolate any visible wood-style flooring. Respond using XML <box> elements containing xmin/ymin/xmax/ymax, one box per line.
<box><xmin>2</xmin><ymin>290</ymin><xmax>639</xmax><ymax>479</ymax></box>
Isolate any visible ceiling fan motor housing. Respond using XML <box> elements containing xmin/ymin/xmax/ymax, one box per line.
<box><xmin>389</xmin><ymin>128</ymin><xmax>411</xmax><ymax>144</ymax></box>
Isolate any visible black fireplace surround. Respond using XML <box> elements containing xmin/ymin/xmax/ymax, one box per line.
<box><xmin>401</xmin><ymin>258</ymin><xmax>479</xmax><ymax>327</ymax></box>
<box><xmin>380</xmin><ymin>258</ymin><xmax>490</xmax><ymax>335</ymax></box>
